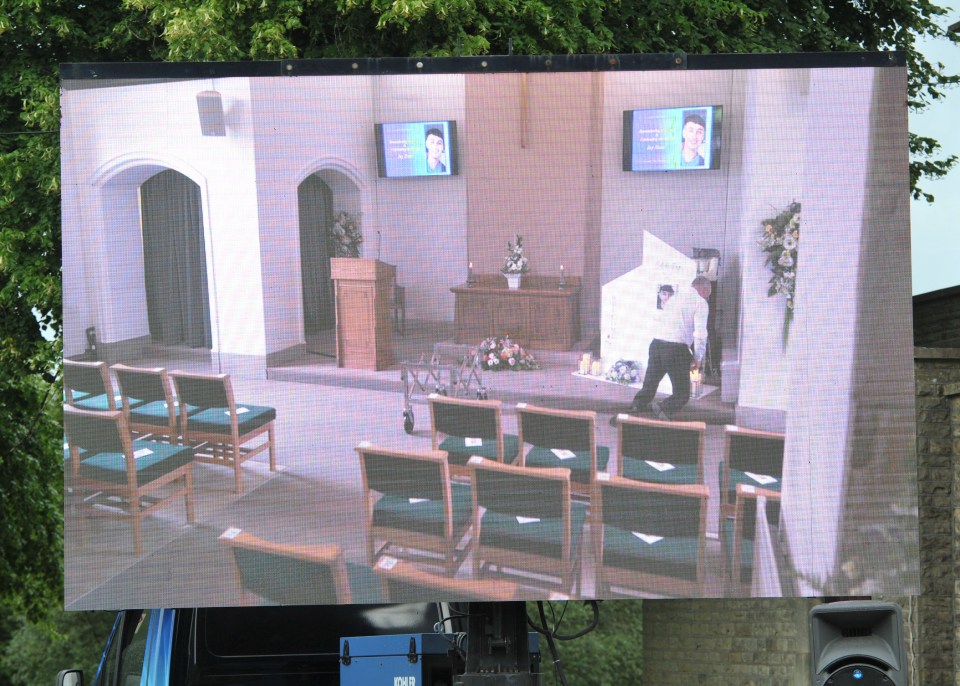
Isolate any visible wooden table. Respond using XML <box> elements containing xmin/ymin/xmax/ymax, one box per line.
<box><xmin>451</xmin><ymin>275</ymin><xmax>581</xmax><ymax>351</ymax></box>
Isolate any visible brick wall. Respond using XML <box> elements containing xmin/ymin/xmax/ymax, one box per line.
<box><xmin>640</xmin><ymin>348</ymin><xmax>960</xmax><ymax>685</ymax></box>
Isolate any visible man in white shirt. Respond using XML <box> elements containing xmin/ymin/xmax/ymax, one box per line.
<box><xmin>629</xmin><ymin>276</ymin><xmax>712</xmax><ymax>420</ymax></box>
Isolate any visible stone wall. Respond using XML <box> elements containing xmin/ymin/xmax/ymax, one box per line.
<box><xmin>640</xmin><ymin>347</ymin><xmax>960</xmax><ymax>685</ymax></box>
<box><xmin>914</xmin><ymin>286</ymin><xmax>960</xmax><ymax>347</ymax></box>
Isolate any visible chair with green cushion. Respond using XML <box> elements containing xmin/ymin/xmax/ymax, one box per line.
<box><xmin>112</xmin><ymin>364</ymin><xmax>182</xmax><ymax>443</ymax></box>
<box><xmin>373</xmin><ymin>555</ymin><xmax>520</xmax><ymax>603</ymax></box>
<box><xmin>64</xmin><ymin>359</ymin><xmax>125</xmax><ymax>412</ymax></box>
<box><xmin>615</xmin><ymin>415</ymin><xmax>706</xmax><ymax>486</ymax></box>
<box><xmin>515</xmin><ymin>403</ymin><xmax>609</xmax><ymax>499</ymax></box>
<box><xmin>170</xmin><ymin>370</ymin><xmax>277</xmax><ymax>495</ymax></box>
<box><xmin>594</xmin><ymin>475</ymin><xmax>709</xmax><ymax>597</ymax></box>
<box><xmin>357</xmin><ymin>444</ymin><xmax>472</xmax><ymax>576</ymax></box>
<box><xmin>471</xmin><ymin>458</ymin><xmax>587</xmax><ymax>597</ymax></box>
<box><xmin>718</xmin><ymin>425</ymin><xmax>784</xmax><ymax>531</ymax></box>
<box><xmin>220</xmin><ymin>529</ymin><xmax>367</xmax><ymax>605</ymax></box>
<box><xmin>722</xmin><ymin>484</ymin><xmax>782</xmax><ymax>596</ymax></box>
<box><xmin>63</xmin><ymin>405</ymin><xmax>195</xmax><ymax>556</ymax></box>
<box><xmin>428</xmin><ymin>394</ymin><xmax>520</xmax><ymax>480</ymax></box>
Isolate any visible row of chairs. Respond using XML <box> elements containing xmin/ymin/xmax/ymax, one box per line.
<box><xmin>64</xmin><ymin>359</ymin><xmax>277</xmax><ymax>495</ymax></box>
<box><xmin>425</xmin><ymin>393</ymin><xmax>786</xmax><ymax>592</ymax></box>
<box><xmin>357</xmin><ymin>443</ymin><xmax>709</xmax><ymax>598</ymax></box>
<box><xmin>63</xmin><ymin>359</ymin><xmax>278</xmax><ymax>556</ymax></box>
<box><xmin>221</xmin><ymin>528</ymin><xmax>522</xmax><ymax>604</ymax></box>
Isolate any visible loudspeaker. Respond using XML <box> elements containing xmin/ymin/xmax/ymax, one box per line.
<box><xmin>196</xmin><ymin>90</ymin><xmax>226</xmax><ymax>136</ymax></box>
<box><xmin>809</xmin><ymin>601</ymin><xmax>907</xmax><ymax>686</ymax></box>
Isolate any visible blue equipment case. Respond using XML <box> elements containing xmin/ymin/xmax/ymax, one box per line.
<box><xmin>340</xmin><ymin>633</ymin><xmax>541</xmax><ymax>686</ymax></box>
<box><xmin>340</xmin><ymin>633</ymin><xmax>456</xmax><ymax>686</ymax></box>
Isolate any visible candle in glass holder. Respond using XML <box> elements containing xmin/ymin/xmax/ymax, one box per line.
<box><xmin>578</xmin><ymin>353</ymin><xmax>591</xmax><ymax>375</ymax></box>
<box><xmin>690</xmin><ymin>369</ymin><xmax>702</xmax><ymax>398</ymax></box>
<box><xmin>590</xmin><ymin>359</ymin><xmax>602</xmax><ymax>376</ymax></box>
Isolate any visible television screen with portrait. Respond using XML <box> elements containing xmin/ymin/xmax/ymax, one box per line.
<box><xmin>60</xmin><ymin>53</ymin><xmax>917</xmax><ymax>610</ymax></box>
<box><xmin>376</xmin><ymin>121</ymin><xmax>458</xmax><ymax>177</ymax></box>
<box><xmin>623</xmin><ymin>105</ymin><xmax>722</xmax><ymax>171</ymax></box>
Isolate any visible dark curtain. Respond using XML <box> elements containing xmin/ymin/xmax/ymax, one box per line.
<box><xmin>298</xmin><ymin>175</ymin><xmax>335</xmax><ymax>336</ymax></box>
<box><xmin>141</xmin><ymin>170</ymin><xmax>212</xmax><ymax>348</ymax></box>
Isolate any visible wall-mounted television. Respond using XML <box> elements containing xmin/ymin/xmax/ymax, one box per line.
<box><xmin>623</xmin><ymin>105</ymin><xmax>722</xmax><ymax>171</ymax></box>
<box><xmin>375</xmin><ymin>120</ymin><xmax>458</xmax><ymax>177</ymax></box>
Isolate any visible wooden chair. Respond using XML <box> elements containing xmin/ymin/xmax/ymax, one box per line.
<box><xmin>64</xmin><ymin>359</ymin><xmax>123</xmax><ymax>411</ymax></box>
<box><xmin>594</xmin><ymin>474</ymin><xmax>709</xmax><ymax>598</ymax></box>
<box><xmin>515</xmin><ymin>403</ymin><xmax>609</xmax><ymax>499</ymax></box>
<box><xmin>112</xmin><ymin>364</ymin><xmax>180</xmax><ymax>442</ymax></box>
<box><xmin>220</xmin><ymin>529</ymin><xmax>354</xmax><ymax>605</ymax></box>
<box><xmin>470</xmin><ymin>458</ymin><xmax>587</xmax><ymax>596</ymax></box>
<box><xmin>428</xmin><ymin>394</ymin><xmax>520</xmax><ymax>480</ymax></box>
<box><xmin>373</xmin><ymin>555</ymin><xmax>521</xmax><ymax>603</ymax></box>
<box><xmin>63</xmin><ymin>405</ymin><xmax>195</xmax><ymax>556</ymax></box>
<box><xmin>723</xmin><ymin>484</ymin><xmax>782</xmax><ymax>596</ymax></box>
<box><xmin>615</xmin><ymin>414</ymin><xmax>706</xmax><ymax>485</ymax></box>
<box><xmin>357</xmin><ymin>443</ymin><xmax>472</xmax><ymax>575</ymax></box>
<box><xmin>719</xmin><ymin>425</ymin><xmax>785</xmax><ymax>529</ymax></box>
<box><xmin>169</xmin><ymin>371</ymin><xmax>277</xmax><ymax>494</ymax></box>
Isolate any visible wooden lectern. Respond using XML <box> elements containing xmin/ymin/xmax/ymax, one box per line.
<box><xmin>330</xmin><ymin>258</ymin><xmax>396</xmax><ymax>371</ymax></box>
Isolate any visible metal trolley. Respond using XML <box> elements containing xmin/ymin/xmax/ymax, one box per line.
<box><xmin>399</xmin><ymin>350</ymin><xmax>486</xmax><ymax>433</ymax></box>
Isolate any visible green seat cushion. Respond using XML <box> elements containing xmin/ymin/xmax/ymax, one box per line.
<box><xmin>623</xmin><ymin>456</ymin><xmax>699</xmax><ymax>485</ymax></box>
<box><xmin>523</xmin><ymin>446</ymin><xmax>610</xmax><ymax>484</ymax></box>
<box><xmin>187</xmin><ymin>404</ymin><xmax>276</xmax><ymax>435</ymax></box>
<box><xmin>129</xmin><ymin>400</ymin><xmax>179</xmax><ymax>427</ymax></box>
<box><xmin>346</xmin><ymin>562</ymin><xmax>385</xmax><ymax>603</ymax></box>
<box><xmin>602</xmin><ymin>525</ymin><xmax>700</xmax><ymax>582</ymax></box>
<box><xmin>720</xmin><ymin>461</ymin><xmax>782</xmax><ymax>501</ymax></box>
<box><xmin>78</xmin><ymin>440</ymin><xmax>193</xmax><ymax>485</ymax></box>
<box><xmin>439</xmin><ymin>433</ymin><xmax>520</xmax><ymax>465</ymax></box>
<box><xmin>479</xmin><ymin>501</ymin><xmax>588</xmax><ymax>561</ymax></box>
<box><xmin>72</xmin><ymin>393</ymin><xmax>129</xmax><ymax>412</ymax></box>
<box><xmin>372</xmin><ymin>482</ymin><xmax>472</xmax><ymax>538</ymax></box>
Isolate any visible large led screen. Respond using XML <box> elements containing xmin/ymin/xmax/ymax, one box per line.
<box><xmin>60</xmin><ymin>54</ymin><xmax>919</xmax><ymax>609</ymax></box>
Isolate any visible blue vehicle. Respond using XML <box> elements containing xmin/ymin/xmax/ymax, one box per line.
<box><xmin>56</xmin><ymin>604</ymin><xmax>447</xmax><ymax>686</ymax></box>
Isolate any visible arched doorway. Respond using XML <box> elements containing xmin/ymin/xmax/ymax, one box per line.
<box><xmin>140</xmin><ymin>170</ymin><xmax>212</xmax><ymax>348</ymax></box>
<box><xmin>298</xmin><ymin>174</ymin><xmax>335</xmax><ymax>336</ymax></box>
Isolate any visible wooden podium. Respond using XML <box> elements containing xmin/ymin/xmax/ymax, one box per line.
<box><xmin>330</xmin><ymin>258</ymin><xmax>396</xmax><ymax>371</ymax></box>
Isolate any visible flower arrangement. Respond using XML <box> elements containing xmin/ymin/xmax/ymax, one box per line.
<box><xmin>758</xmin><ymin>201</ymin><xmax>800</xmax><ymax>344</ymax></box>
<box><xmin>500</xmin><ymin>234</ymin><xmax>530</xmax><ymax>274</ymax></box>
<box><xmin>469</xmin><ymin>336</ymin><xmax>540</xmax><ymax>372</ymax></box>
<box><xmin>330</xmin><ymin>211</ymin><xmax>363</xmax><ymax>258</ymax></box>
<box><xmin>605</xmin><ymin>359</ymin><xmax>642</xmax><ymax>385</ymax></box>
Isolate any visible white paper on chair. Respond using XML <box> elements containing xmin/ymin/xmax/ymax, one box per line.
<box><xmin>465</xmin><ymin>437</ymin><xmax>482</xmax><ymax>447</ymax></box>
<box><xmin>409</xmin><ymin>498</ymin><xmax>429</xmax><ymax>504</ymax></box>
<box><xmin>551</xmin><ymin>448</ymin><xmax>576</xmax><ymax>460</ymax></box>
<box><xmin>645</xmin><ymin>460</ymin><xmax>675</xmax><ymax>472</ymax></box>
<box><xmin>632</xmin><ymin>532</ymin><xmax>664</xmax><ymax>544</ymax></box>
<box><xmin>745</xmin><ymin>471</ymin><xmax>777</xmax><ymax>486</ymax></box>
<box><xmin>219</xmin><ymin>527</ymin><xmax>242</xmax><ymax>540</ymax></box>
<box><xmin>517</xmin><ymin>516</ymin><xmax>540</xmax><ymax>524</ymax></box>
<box><xmin>133</xmin><ymin>448</ymin><xmax>154</xmax><ymax>459</ymax></box>
<box><xmin>377</xmin><ymin>555</ymin><xmax>398</xmax><ymax>570</ymax></box>
<box><xmin>235</xmin><ymin>407</ymin><xmax>250</xmax><ymax>414</ymax></box>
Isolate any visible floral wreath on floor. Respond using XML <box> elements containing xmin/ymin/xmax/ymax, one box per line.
<box><xmin>330</xmin><ymin>211</ymin><xmax>363</xmax><ymax>258</ymax></box>
<box><xmin>469</xmin><ymin>336</ymin><xmax>540</xmax><ymax>371</ymax></box>
<box><xmin>758</xmin><ymin>200</ymin><xmax>800</xmax><ymax>345</ymax></box>
<box><xmin>605</xmin><ymin>359</ymin><xmax>642</xmax><ymax>385</ymax></box>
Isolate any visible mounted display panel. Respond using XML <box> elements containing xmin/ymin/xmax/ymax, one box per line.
<box><xmin>60</xmin><ymin>53</ymin><xmax>919</xmax><ymax>610</ymax></box>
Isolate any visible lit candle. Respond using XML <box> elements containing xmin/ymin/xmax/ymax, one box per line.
<box><xmin>591</xmin><ymin>359</ymin><xmax>601</xmax><ymax>376</ymax></box>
